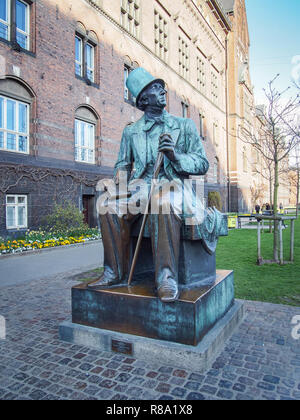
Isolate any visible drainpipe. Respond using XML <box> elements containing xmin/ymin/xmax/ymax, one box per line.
<box><xmin>225</xmin><ymin>35</ymin><xmax>230</xmax><ymax>212</ymax></box>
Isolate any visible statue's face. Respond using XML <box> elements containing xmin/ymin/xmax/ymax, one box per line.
<box><xmin>142</xmin><ymin>82</ymin><xmax>167</xmax><ymax>109</ymax></box>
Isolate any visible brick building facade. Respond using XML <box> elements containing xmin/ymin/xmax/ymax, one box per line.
<box><xmin>0</xmin><ymin>0</ymin><xmax>234</xmax><ymax>237</ymax></box>
<box><xmin>0</xmin><ymin>0</ymin><xmax>292</xmax><ymax>237</ymax></box>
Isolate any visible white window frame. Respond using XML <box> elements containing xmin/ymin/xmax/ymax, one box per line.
<box><xmin>85</xmin><ymin>42</ymin><xmax>95</xmax><ymax>83</ymax></box>
<box><xmin>16</xmin><ymin>0</ymin><xmax>30</xmax><ymax>50</ymax></box>
<box><xmin>0</xmin><ymin>0</ymin><xmax>10</xmax><ymax>41</ymax></box>
<box><xmin>75</xmin><ymin>35</ymin><xmax>83</xmax><ymax>77</ymax></box>
<box><xmin>6</xmin><ymin>194</ymin><xmax>28</xmax><ymax>229</ymax></box>
<box><xmin>0</xmin><ymin>95</ymin><xmax>30</xmax><ymax>154</ymax></box>
<box><xmin>124</xmin><ymin>65</ymin><xmax>130</xmax><ymax>100</ymax></box>
<box><xmin>75</xmin><ymin>118</ymin><xmax>95</xmax><ymax>165</ymax></box>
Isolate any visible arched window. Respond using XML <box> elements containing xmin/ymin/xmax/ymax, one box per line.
<box><xmin>0</xmin><ymin>77</ymin><xmax>34</xmax><ymax>154</ymax></box>
<box><xmin>75</xmin><ymin>106</ymin><xmax>99</xmax><ymax>164</ymax></box>
<box><xmin>124</xmin><ymin>57</ymin><xmax>139</xmax><ymax>104</ymax></box>
<box><xmin>75</xmin><ymin>23</ymin><xmax>99</xmax><ymax>84</ymax></box>
<box><xmin>181</xmin><ymin>97</ymin><xmax>189</xmax><ymax>118</ymax></box>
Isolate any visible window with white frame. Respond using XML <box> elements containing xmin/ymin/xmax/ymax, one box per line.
<box><xmin>6</xmin><ymin>194</ymin><xmax>27</xmax><ymax>229</ymax></box>
<box><xmin>0</xmin><ymin>95</ymin><xmax>29</xmax><ymax>153</ymax></box>
<box><xmin>199</xmin><ymin>113</ymin><xmax>205</xmax><ymax>138</ymax></box>
<box><xmin>213</xmin><ymin>122</ymin><xmax>218</xmax><ymax>146</ymax></box>
<box><xmin>124</xmin><ymin>64</ymin><xmax>132</xmax><ymax>102</ymax></box>
<box><xmin>85</xmin><ymin>42</ymin><xmax>94</xmax><ymax>82</ymax></box>
<box><xmin>181</xmin><ymin>101</ymin><xmax>189</xmax><ymax>118</ymax></box>
<box><xmin>75</xmin><ymin>35</ymin><xmax>83</xmax><ymax>77</ymax></box>
<box><xmin>75</xmin><ymin>119</ymin><xmax>95</xmax><ymax>164</ymax></box>
<box><xmin>16</xmin><ymin>0</ymin><xmax>29</xmax><ymax>49</ymax></box>
<box><xmin>75</xmin><ymin>30</ymin><xmax>96</xmax><ymax>83</ymax></box>
<box><xmin>0</xmin><ymin>0</ymin><xmax>30</xmax><ymax>50</ymax></box>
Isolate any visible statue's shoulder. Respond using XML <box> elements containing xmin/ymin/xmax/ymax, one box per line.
<box><xmin>166</xmin><ymin>113</ymin><xmax>195</xmax><ymax>130</ymax></box>
<box><xmin>122</xmin><ymin>116</ymin><xmax>144</xmax><ymax>135</ymax></box>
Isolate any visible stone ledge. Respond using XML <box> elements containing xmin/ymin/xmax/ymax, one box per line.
<box><xmin>59</xmin><ymin>299</ymin><xmax>244</xmax><ymax>372</ymax></box>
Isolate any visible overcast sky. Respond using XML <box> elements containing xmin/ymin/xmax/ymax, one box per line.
<box><xmin>245</xmin><ymin>0</ymin><xmax>300</xmax><ymax>105</ymax></box>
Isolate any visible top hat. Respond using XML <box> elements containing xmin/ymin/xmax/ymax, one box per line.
<box><xmin>126</xmin><ymin>67</ymin><xmax>165</xmax><ymax>106</ymax></box>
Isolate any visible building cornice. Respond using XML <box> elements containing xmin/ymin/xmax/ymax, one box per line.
<box><xmin>83</xmin><ymin>0</ymin><xmax>227</xmax><ymax>115</ymax></box>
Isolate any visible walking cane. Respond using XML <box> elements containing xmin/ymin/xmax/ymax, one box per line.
<box><xmin>127</xmin><ymin>150</ymin><xmax>164</xmax><ymax>286</ymax></box>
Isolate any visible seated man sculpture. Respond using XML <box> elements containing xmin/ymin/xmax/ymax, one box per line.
<box><xmin>90</xmin><ymin>67</ymin><xmax>224</xmax><ymax>303</ymax></box>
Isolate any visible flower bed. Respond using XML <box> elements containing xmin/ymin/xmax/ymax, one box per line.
<box><xmin>0</xmin><ymin>229</ymin><xmax>101</xmax><ymax>256</ymax></box>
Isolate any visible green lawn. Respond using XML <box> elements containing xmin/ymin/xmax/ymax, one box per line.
<box><xmin>216</xmin><ymin>218</ymin><xmax>300</xmax><ymax>306</ymax></box>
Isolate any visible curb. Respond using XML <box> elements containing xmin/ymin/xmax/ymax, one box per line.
<box><xmin>0</xmin><ymin>239</ymin><xmax>103</xmax><ymax>260</ymax></box>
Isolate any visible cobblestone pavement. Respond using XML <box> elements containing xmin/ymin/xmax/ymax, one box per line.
<box><xmin>0</xmin><ymin>273</ymin><xmax>299</xmax><ymax>401</ymax></box>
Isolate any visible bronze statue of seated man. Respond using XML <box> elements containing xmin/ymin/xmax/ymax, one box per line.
<box><xmin>89</xmin><ymin>67</ymin><xmax>224</xmax><ymax>303</ymax></box>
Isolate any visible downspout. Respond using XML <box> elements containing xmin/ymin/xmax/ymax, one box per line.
<box><xmin>225</xmin><ymin>35</ymin><xmax>230</xmax><ymax>212</ymax></box>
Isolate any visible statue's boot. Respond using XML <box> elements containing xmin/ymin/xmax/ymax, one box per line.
<box><xmin>157</xmin><ymin>271</ymin><xmax>179</xmax><ymax>303</ymax></box>
<box><xmin>88</xmin><ymin>268</ymin><xmax>119</xmax><ymax>289</ymax></box>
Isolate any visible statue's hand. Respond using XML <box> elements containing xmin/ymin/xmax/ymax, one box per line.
<box><xmin>114</xmin><ymin>169</ymin><xmax>120</xmax><ymax>185</ymax></box>
<box><xmin>158</xmin><ymin>133</ymin><xmax>178</xmax><ymax>162</ymax></box>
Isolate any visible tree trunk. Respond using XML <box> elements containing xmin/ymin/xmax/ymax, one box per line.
<box><xmin>269</xmin><ymin>177</ymin><xmax>273</xmax><ymax>233</ymax></box>
<box><xmin>297</xmin><ymin>171</ymin><xmax>299</xmax><ymax>218</ymax></box>
<box><xmin>273</xmin><ymin>160</ymin><xmax>279</xmax><ymax>262</ymax></box>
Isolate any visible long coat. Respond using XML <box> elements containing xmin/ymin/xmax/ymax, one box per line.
<box><xmin>114</xmin><ymin>111</ymin><xmax>209</xmax><ymax>182</ymax></box>
<box><xmin>113</xmin><ymin>111</ymin><xmax>227</xmax><ymax>254</ymax></box>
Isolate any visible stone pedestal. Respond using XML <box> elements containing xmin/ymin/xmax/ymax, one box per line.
<box><xmin>60</xmin><ymin>300</ymin><xmax>244</xmax><ymax>372</ymax></box>
<box><xmin>71</xmin><ymin>270</ymin><xmax>234</xmax><ymax>346</ymax></box>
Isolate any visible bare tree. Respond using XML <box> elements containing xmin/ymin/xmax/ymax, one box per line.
<box><xmin>239</xmin><ymin>75</ymin><xmax>300</xmax><ymax>262</ymax></box>
<box><xmin>289</xmin><ymin>145</ymin><xmax>300</xmax><ymax>217</ymax></box>
<box><xmin>250</xmin><ymin>180</ymin><xmax>267</xmax><ymax>208</ymax></box>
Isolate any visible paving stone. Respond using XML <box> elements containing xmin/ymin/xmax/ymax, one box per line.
<box><xmin>186</xmin><ymin>392</ymin><xmax>205</xmax><ymax>400</ymax></box>
<box><xmin>184</xmin><ymin>381</ymin><xmax>201</xmax><ymax>391</ymax></box>
<box><xmin>200</xmin><ymin>385</ymin><xmax>217</xmax><ymax>395</ymax></box>
<box><xmin>217</xmin><ymin>389</ymin><xmax>233</xmax><ymax>399</ymax></box>
<box><xmin>156</xmin><ymin>382</ymin><xmax>171</xmax><ymax>394</ymax></box>
<box><xmin>263</xmin><ymin>375</ymin><xmax>280</xmax><ymax>385</ymax></box>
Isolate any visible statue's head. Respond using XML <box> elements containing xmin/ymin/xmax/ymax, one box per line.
<box><xmin>126</xmin><ymin>67</ymin><xmax>166</xmax><ymax>111</ymax></box>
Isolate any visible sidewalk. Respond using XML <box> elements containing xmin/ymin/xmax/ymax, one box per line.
<box><xmin>0</xmin><ymin>241</ymin><xmax>103</xmax><ymax>288</ymax></box>
<box><xmin>0</xmin><ymin>270</ymin><xmax>299</xmax><ymax>400</ymax></box>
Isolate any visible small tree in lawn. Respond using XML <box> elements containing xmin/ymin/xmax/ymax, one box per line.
<box><xmin>239</xmin><ymin>75</ymin><xmax>300</xmax><ymax>262</ymax></box>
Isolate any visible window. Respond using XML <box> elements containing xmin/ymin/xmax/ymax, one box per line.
<box><xmin>0</xmin><ymin>95</ymin><xmax>29</xmax><ymax>153</ymax></box>
<box><xmin>213</xmin><ymin>122</ymin><xmax>218</xmax><ymax>146</ymax></box>
<box><xmin>75</xmin><ymin>119</ymin><xmax>95</xmax><ymax>164</ymax></box>
<box><xmin>75</xmin><ymin>35</ymin><xmax>95</xmax><ymax>83</ymax></box>
<box><xmin>178</xmin><ymin>36</ymin><xmax>189</xmax><ymax>79</ymax></box>
<box><xmin>0</xmin><ymin>0</ymin><xmax>30</xmax><ymax>50</ymax></box>
<box><xmin>154</xmin><ymin>10</ymin><xmax>168</xmax><ymax>61</ymax></box>
<box><xmin>6</xmin><ymin>194</ymin><xmax>27</xmax><ymax>229</ymax></box>
<box><xmin>197</xmin><ymin>56</ymin><xmax>206</xmax><ymax>93</ymax></box>
<box><xmin>213</xmin><ymin>157</ymin><xmax>219</xmax><ymax>184</ymax></box>
<box><xmin>16</xmin><ymin>0</ymin><xmax>29</xmax><ymax>49</ymax></box>
<box><xmin>121</xmin><ymin>0</ymin><xmax>140</xmax><ymax>38</ymax></box>
<box><xmin>123</xmin><ymin>58</ymin><xmax>138</xmax><ymax>105</ymax></box>
<box><xmin>124</xmin><ymin>64</ymin><xmax>134</xmax><ymax>103</ymax></box>
<box><xmin>85</xmin><ymin>42</ymin><xmax>94</xmax><ymax>82</ymax></box>
<box><xmin>182</xmin><ymin>101</ymin><xmax>189</xmax><ymax>118</ymax></box>
<box><xmin>211</xmin><ymin>70</ymin><xmax>219</xmax><ymax>104</ymax></box>
<box><xmin>75</xmin><ymin>36</ymin><xmax>83</xmax><ymax>77</ymax></box>
<box><xmin>199</xmin><ymin>113</ymin><xmax>205</xmax><ymax>138</ymax></box>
